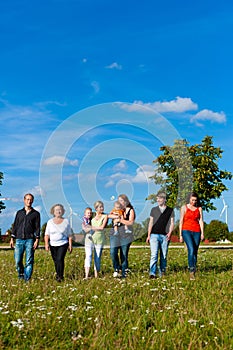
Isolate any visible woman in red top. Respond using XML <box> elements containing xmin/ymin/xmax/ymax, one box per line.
<box><xmin>179</xmin><ymin>192</ymin><xmax>204</xmax><ymax>280</ymax></box>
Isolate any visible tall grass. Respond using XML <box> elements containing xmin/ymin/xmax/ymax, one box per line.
<box><xmin>0</xmin><ymin>247</ymin><xmax>232</xmax><ymax>349</ymax></box>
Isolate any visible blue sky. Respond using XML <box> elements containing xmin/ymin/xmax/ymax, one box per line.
<box><xmin>0</xmin><ymin>0</ymin><xmax>233</xmax><ymax>233</ymax></box>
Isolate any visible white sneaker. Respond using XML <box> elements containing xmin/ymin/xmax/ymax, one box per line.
<box><xmin>113</xmin><ymin>271</ymin><xmax>119</xmax><ymax>278</ymax></box>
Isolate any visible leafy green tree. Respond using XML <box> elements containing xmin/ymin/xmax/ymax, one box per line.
<box><xmin>205</xmin><ymin>220</ymin><xmax>229</xmax><ymax>242</ymax></box>
<box><xmin>40</xmin><ymin>222</ymin><xmax>47</xmax><ymax>241</ymax></box>
<box><xmin>132</xmin><ymin>222</ymin><xmax>143</xmax><ymax>241</ymax></box>
<box><xmin>148</xmin><ymin>136</ymin><xmax>232</xmax><ymax>211</ymax></box>
<box><xmin>134</xmin><ymin>218</ymin><xmax>149</xmax><ymax>242</ymax></box>
<box><xmin>0</xmin><ymin>172</ymin><xmax>6</xmax><ymax>213</ymax></box>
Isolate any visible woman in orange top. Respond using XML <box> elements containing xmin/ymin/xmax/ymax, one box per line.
<box><xmin>179</xmin><ymin>192</ymin><xmax>204</xmax><ymax>280</ymax></box>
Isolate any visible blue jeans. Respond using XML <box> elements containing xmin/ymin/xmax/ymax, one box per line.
<box><xmin>50</xmin><ymin>243</ymin><xmax>68</xmax><ymax>280</ymax></box>
<box><xmin>182</xmin><ymin>230</ymin><xmax>201</xmax><ymax>272</ymax></box>
<box><xmin>14</xmin><ymin>239</ymin><xmax>35</xmax><ymax>281</ymax></box>
<box><xmin>149</xmin><ymin>234</ymin><xmax>169</xmax><ymax>277</ymax></box>
<box><xmin>110</xmin><ymin>234</ymin><xmax>131</xmax><ymax>277</ymax></box>
<box><xmin>94</xmin><ymin>245</ymin><xmax>103</xmax><ymax>272</ymax></box>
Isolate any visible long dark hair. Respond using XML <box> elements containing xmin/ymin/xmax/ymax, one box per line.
<box><xmin>118</xmin><ymin>194</ymin><xmax>134</xmax><ymax>209</ymax></box>
<box><xmin>186</xmin><ymin>192</ymin><xmax>201</xmax><ymax>207</ymax></box>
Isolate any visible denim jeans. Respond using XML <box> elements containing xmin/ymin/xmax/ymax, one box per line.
<box><xmin>149</xmin><ymin>234</ymin><xmax>169</xmax><ymax>277</ymax></box>
<box><xmin>50</xmin><ymin>243</ymin><xmax>69</xmax><ymax>280</ymax></box>
<box><xmin>182</xmin><ymin>230</ymin><xmax>201</xmax><ymax>272</ymax></box>
<box><xmin>110</xmin><ymin>234</ymin><xmax>131</xmax><ymax>277</ymax></box>
<box><xmin>93</xmin><ymin>245</ymin><xmax>103</xmax><ymax>272</ymax></box>
<box><xmin>14</xmin><ymin>239</ymin><xmax>35</xmax><ymax>281</ymax></box>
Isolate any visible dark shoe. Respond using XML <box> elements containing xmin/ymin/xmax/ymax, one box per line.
<box><xmin>149</xmin><ymin>274</ymin><xmax>157</xmax><ymax>279</ymax></box>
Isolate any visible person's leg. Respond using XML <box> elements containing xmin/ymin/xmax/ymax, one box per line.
<box><xmin>120</xmin><ymin>236</ymin><xmax>132</xmax><ymax>278</ymax></box>
<box><xmin>55</xmin><ymin>243</ymin><xmax>69</xmax><ymax>280</ymax></box>
<box><xmin>182</xmin><ymin>230</ymin><xmax>196</xmax><ymax>272</ymax></box>
<box><xmin>50</xmin><ymin>245</ymin><xmax>59</xmax><ymax>279</ymax></box>
<box><xmin>14</xmin><ymin>239</ymin><xmax>25</xmax><ymax>279</ymax></box>
<box><xmin>110</xmin><ymin>235</ymin><xmax>120</xmax><ymax>273</ymax></box>
<box><xmin>121</xmin><ymin>241</ymin><xmax>131</xmax><ymax>274</ymax></box>
<box><xmin>24</xmin><ymin>239</ymin><xmax>35</xmax><ymax>281</ymax></box>
<box><xmin>84</xmin><ymin>242</ymin><xmax>93</xmax><ymax>278</ymax></box>
<box><xmin>149</xmin><ymin>234</ymin><xmax>159</xmax><ymax>277</ymax></box>
<box><xmin>192</xmin><ymin>231</ymin><xmax>201</xmax><ymax>272</ymax></box>
<box><xmin>94</xmin><ymin>245</ymin><xmax>103</xmax><ymax>277</ymax></box>
<box><xmin>120</xmin><ymin>243</ymin><xmax>128</xmax><ymax>278</ymax></box>
<box><xmin>159</xmin><ymin>234</ymin><xmax>169</xmax><ymax>276</ymax></box>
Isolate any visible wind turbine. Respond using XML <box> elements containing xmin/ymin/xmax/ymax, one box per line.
<box><xmin>220</xmin><ymin>196</ymin><xmax>228</xmax><ymax>226</ymax></box>
<box><xmin>68</xmin><ymin>204</ymin><xmax>78</xmax><ymax>230</ymax></box>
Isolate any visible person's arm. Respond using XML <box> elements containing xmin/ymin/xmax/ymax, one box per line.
<box><xmin>199</xmin><ymin>207</ymin><xmax>204</xmax><ymax>241</ymax></box>
<box><xmin>10</xmin><ymin>211</ymin><xmax>19</xmax><ymax>249</ymax></box>
<box><xmin>146</xmin><ymin>216</ymin><xmax>153</xmax><ymax>244</ymax></box>
<box><xmin>44</xmin><ymin>221</ymin><xmax>50</xmax><ymax>251</ymax></box>
<box><xmin>91</xmin><ymin>215</ymin><xmax>108</xmax><ymax>231</ymax></box>
<box><xmin>44</xmin><ymin>235</ymin><xmax>50</xmax><ymax>251</ymax></box>
<box><xmin>166</xmin><ymin>214</ymin><xmax>174</xmax><ymax>241</ymax></box>
<box><xmin>179</xmin><ymin>206</ymin><xmax>186</xmax><ymax>242</ymax></box>
<box><xmin>68</xmin><ymin>235</ymin><xmax>73</xmax><ymax>253</ymax></box>
<box><xmin>33</xmin><ymin>212</ymin><xmax>41</xmax><ymax>250</ymax></box>
<box><xmin>82</xmin><ymin>222</ymin><xmax>93</xmax><ymax>233</ymax></box>
<box><xmin>108</xmin><ymin>211</ymin><xmax>119</xmax><ymax>220</ymax></box>
<box><xmin>120</xmin><ymin>208</ymin><xmax>135</xmax><ymax>227</ymax></box>
<box><xmin>10</xmin><ymin>237</ymin><xmax>14</xmax><ymax>249</ymax></box>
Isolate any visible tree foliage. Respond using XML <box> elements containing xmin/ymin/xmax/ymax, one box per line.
<box><xmin>205</xmin><ymin>220</ymin><xmax>229</xmax><ymax>242</ymax></box>
<box><xmin>147</xmin><ymin>136</ymin><xmax>232</xmax><ymax>211</ymax></box>
<box><xmin>0</xmin><ymin>172</ymin><xmax>6</xmax><ymax>213</ymax></box>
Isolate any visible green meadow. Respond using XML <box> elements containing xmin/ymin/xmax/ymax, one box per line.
<box><xmin>0</xmin><ymin>247</ymin><xmax>232</xmax><ymax>349</ymax></box>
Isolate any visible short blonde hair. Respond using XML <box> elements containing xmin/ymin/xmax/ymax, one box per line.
<box><xmin>50</xmin><ymin>204</ymin><xmax>65</xmax><ymax>216</ymax></box>
<box><xmin>94</xmin><ymin>200</ymin><xmax>104</xmax><ymax>210</ymax></box>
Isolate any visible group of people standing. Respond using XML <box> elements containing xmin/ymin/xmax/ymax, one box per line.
<box><xmin>10</xmin><ymin>191</ymin><xmax>204</xmax><ymax>282</ymax></box>
<box><xmin>146</xmin><ymin>191</ymin><xmax>204</xmax><ymax>280</ymax></box>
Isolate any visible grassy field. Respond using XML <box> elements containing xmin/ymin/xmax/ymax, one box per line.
<box><xmin>0</xmin><ymin>247</ymin><xmax>232</xmax><ymax>349</ymax></box>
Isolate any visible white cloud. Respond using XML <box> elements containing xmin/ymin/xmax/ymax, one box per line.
<box><xmin>105</xmin><ymin>62</ymin><xmax>122</xmax><ymax>70</ymax></box>
<box><xmin>27</xmin><ymin>185</ymin><xmax>45</xmax><ymax>197</ymax></box>
<box><xmin>91</xmin><ymin>81</ymin><xmax>100</xmax><ymax>93</ymax></box>
<box><xmin>131</xmin><ymin>165</ymin><xmax>154</xmax><ymax>183</ymax></box>
<box><xmin>120</xmin><ymin>97</ymin><xmax>198</xmax><ymax>113</ymax></box>
<box><xmin>34</xmin><ymin>205</ymin><xmax>42</xmax><ymax>213</ymax></box>
<box><xmin>105</xmin><ymin>180</ymin><xmax>115</xmax><ymax>188</ymax></box>
<box><xmin>103</xmin><ymin>165</ymin><xmax>154</xmax><ymax>188</ymax></box>
<box><xmin>190</xmin><ymin>109</ymin><xmax>226</xmax><ymax>126</ymax></box>
<box><xmin>113</xmin><ymin>160</ymin><xmax>127</xmax><ymax>171</ymax></box>
<box><xmin>43</xmin><ymin>156</ymin><xmax>78</xmax><ymax>166</ymax></box>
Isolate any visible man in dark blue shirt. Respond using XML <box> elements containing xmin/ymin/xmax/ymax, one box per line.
<box><xmin>146</xmin><ymin>191</ymin><xmax>174</xmax><ymax>278</ymax></box>
<box><xmin>10</xmin><ymin>193</ymin><xmax>40</xmax><ymax>281</ymax></box>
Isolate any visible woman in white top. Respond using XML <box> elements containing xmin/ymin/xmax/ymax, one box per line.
<box><xmin>45</xmin><ymin>204</ymin><xmax>72</xmax><ymax>282</ymax></box>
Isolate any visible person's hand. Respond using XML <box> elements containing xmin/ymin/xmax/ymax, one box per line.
<box><xmin>179</xmin><ymin>236</ymin><xmax>183</xmax><ymax>243</ymax></box>
<box><xmin>69</xmin><ymin>245</ymin><xmax>73</xmax><ymax>254</ymax></box>
<box><xmin>10</xmin><ymin>238</ymin><xmax>14</xmax><ymax>249</ymax></box>
<box><xmin>201</xmin><ymin>233</ymin><xmax>205</xmax><ymax>241</ymax></box>
<box><xmin>166</xmin><ymin>233</ymin><xmax>171</xmax><ymax>241</ymax></box>
<box><xmin>146</xmin><ymin>236</ymin><xmax>150</xmax><ymax>244</ymax></box>
<box><xmin>33</xmin><ymin>239</ymin><xmax>39</xmax><ymax>250</ymax></box>
<box><xmin>45</xmin><ymin>244</ymin><xmax>50</xmax><ymax>252</ymax></box>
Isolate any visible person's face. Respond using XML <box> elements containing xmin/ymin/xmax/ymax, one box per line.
<box><xmin>157</xmin><ymin>195</ymin><xmax>166</xmax><ymax>206</ymax></box>
<box><xmin>54</xmin><ymin>205</ymin><xmax>63</xmax><ymax>217</ymax></box>
<box><xmin>114</xmin><ymin>203</ymin><xmax>121</xmax><ymax>210</ymax></box>
<box><xmin>24</xmin><ymin>195</ymin><xmax>33</xmax><ymax>208</ymax></box>
<box><xmin>118</xmin><ymin>197</ymin><xmax>126</xmax><ymax>208</ymax></box>
<box><xmin>96</xmin><ymin>204</ymin><xmax>104</xmax><ymax>213</ymax></box>
<box><xmin>85</xmin><ymin>209</ymin><xmax>92</xmax><ymax>218</ymax></box>
<box><xmin>190</xmin><ymin>196</ymin><xmax>198</xmax><ymax>206</ymax></box>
